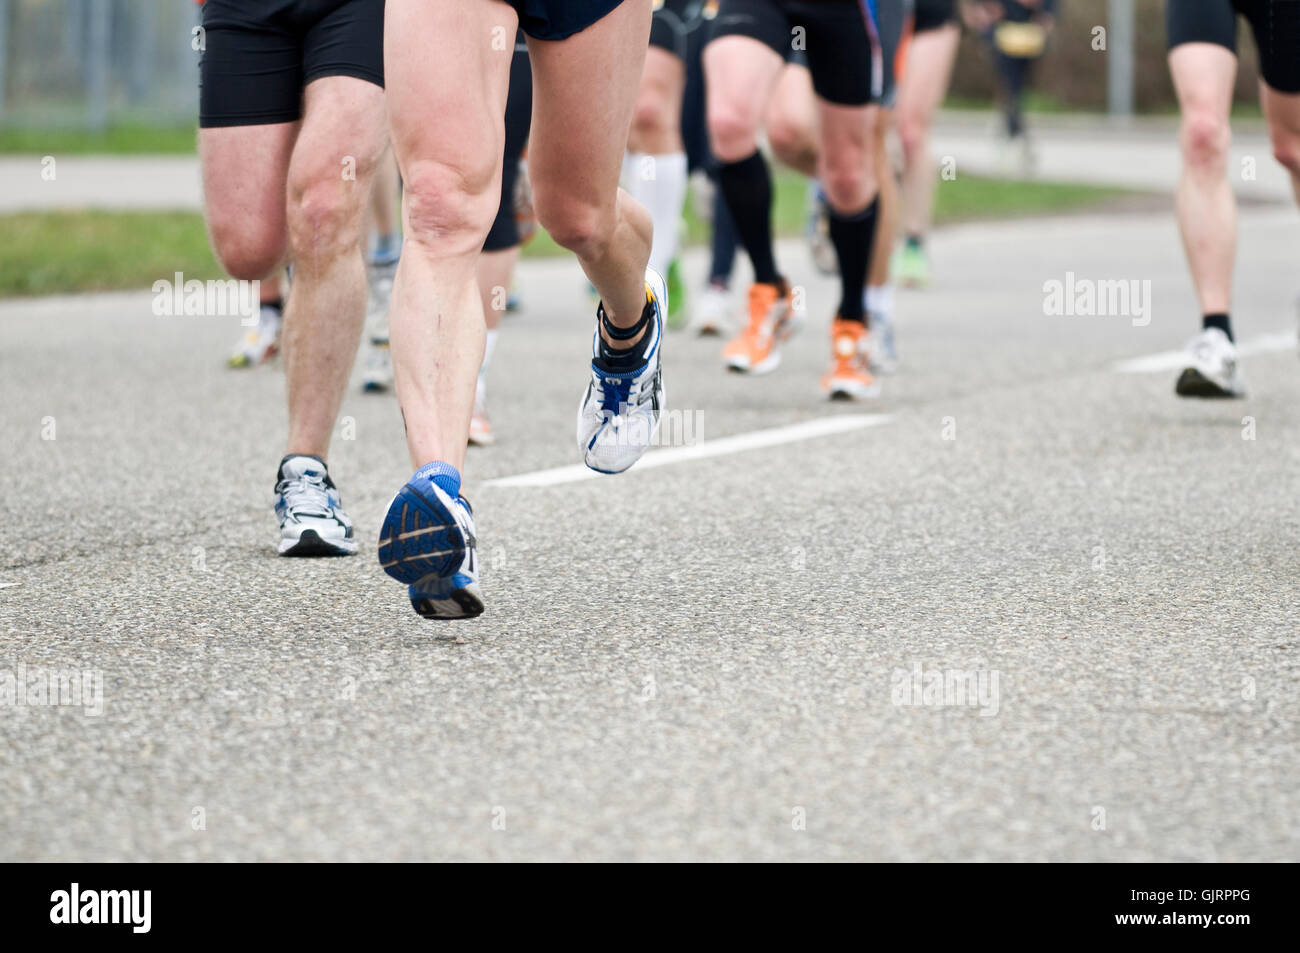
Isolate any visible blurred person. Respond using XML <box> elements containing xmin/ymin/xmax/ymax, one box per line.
<box><xmin>965</xmin><ymin>0</ymin><xmax>1056</xmax><ymax>175</ymax></box>
<box><xmin>1166</xmin><ymin>0</ymin><xmax>1300</xmax><ymax>398</ymax></box>
<box><xmin>705</xmin><ymin>0</ymin><xmax>908</xmax><ymax>397</ymax></box>
<box><xmin>894</xmin><ymin>0</ymin><xmax>961</xmax><ymax>287</ymax></box>
<box><xmin>360</xmin><ymin>148</ymin><xmax>402</xmax><ymax>392</ymax></box>
<box><xmin>198</xmin><ymin>0</ymin><xmax>387</xmax><ymax>557</ymax></box>
<box><xmin>471</xmin><ymin>30</ymin><xmax>535</xmax><ymax>447</ymax></box>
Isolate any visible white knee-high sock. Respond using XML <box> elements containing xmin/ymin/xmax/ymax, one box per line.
<box><xmin>623</xmin><ymin>151</ymin><xmax>688</xmax><ymax>275</ymax></box>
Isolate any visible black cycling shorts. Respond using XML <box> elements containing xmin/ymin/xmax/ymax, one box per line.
<box><xmin>650</xmin><ymin>0</ymin><xmax>708</xmax><ymax>60</ymax></box>
<box><xmin>199</xmin><ymin>0</ymin><xmax>384</xmax><ymax>128</ymax></box>
<box><xmin>707</xmin><ymin>0</ymin><xmax>908</xmax><ymax>106</ymax></box>
<box><xmin>503</xmin><ymin>0</ymin><xmax>626</xmax><ymax>41</ymax></box>
<box><xmin>914</xmin><ymin>0</ymin><xmax>956</xmax><ymax>34</ymax></box>
<box><xmin>1167</xmin><ymin>0</ymin><xmax>1300</xmax><ymax>94</ymax></box>
<box><xmin>484</xmin><ymin>38</ymin><xmax>535</xmax><ymax>253</ymax></box>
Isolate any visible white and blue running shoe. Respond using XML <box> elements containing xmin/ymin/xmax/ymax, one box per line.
<box><xmin>378</xmin><ymin>465</ymin><xmax>483</xmax><ymax>619</ymax></box>
<box><xmin>576</xmin><ymin>268</ymin><xmax>666</xmax><ymax>474</ymax></box>
<box><xmin>274</xmin><ymin>454</ymin><xmax>357</xmax><ymax>556</ymax></box>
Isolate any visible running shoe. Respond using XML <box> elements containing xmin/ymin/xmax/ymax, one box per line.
<box><xmin>362</xmin><ymin>334</ymin><xmax>393</xmax><ymax>393</ymax></box>
<box><xmin>469</xmin><ymin>379</ymin><xmax>495</xmax><ymax>447</ymax></box>
<box><xmin>576</xmin><ymin>268</ymin><xmax>666</xmax><ymax>474</ymax></box>
<box><xmin>866</xmin><ymin>309</ymin><xmax>900</xmax><ymax>375</ymax></box>
<box><xmin>722</xmin><ymin>281</ymin><xmax>795</xmax><ymax>374</ymax></box>
<box><xmin>690</xmin><ymin>282</ymin><xmax>735</xmax><ymax>337</ymax></box>
<box><xmin>821</xmin><ymin>318</ymin><xmax>881</xmax><ymax>400</ymax></box>
<box><xmin>274</xmin><ymin>454</ymin><xmax>358</xmax><ymax>556</ymax></box>
<box><xmin>806</xmin><ymin>181</ymin><xmax>837</xmax><ymax>276</ymax></box>
<box><xmin>896</xmin><ymin>242</ymin><xmax>929</xmax><ymax>289</ymax></box>
<box><xmin>228</xmin><ymin>302</ymin><xmax>282</xmax><ymax>368</ymax></box>
<box><xmin>666</xmin><ymin>258</ymin><xmax>688</xmax><ymax>331</ymax></box>
<box><xmin>378</xmin><ymin>465</ymin><xmax>483</xmax><ymax>619</ymax></box>
<box><xmin>1175</xmin><ymin>327</ymin><xmax>1245</xmax><ymax>398</ymax></box>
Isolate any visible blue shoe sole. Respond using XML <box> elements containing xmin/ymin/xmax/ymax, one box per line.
<box><xmin>377</xmin><ymin>482</ymin><xmax>468</xmax><ymax>586</ymax></box>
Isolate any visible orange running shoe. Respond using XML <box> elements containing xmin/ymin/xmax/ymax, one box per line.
<box><xmin>821</xmin><ymin>318</ymin><xmax>880</xmax><ymax>400</ymax></box>
<box><xmin>722</xmin><ymin>280</ymin><xmax>795</xmax><ymax>374</ymax></box>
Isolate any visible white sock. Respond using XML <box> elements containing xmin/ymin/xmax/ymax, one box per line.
<box><xmin>866</xmin><ymin>284</ymin><xmax>894</xmax><ymax>320</ymax></box>
<box><xmin>623</xmin><ymin>151</ymin><xmax>688</xmax><ymax>276</ymax></box>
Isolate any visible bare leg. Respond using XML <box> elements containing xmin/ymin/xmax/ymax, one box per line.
<box><xmin>869</xmin><ymin>109</ymin><xmax>898</xmax><ymax>290</ymax></box>
<box><xmin>282</xmin><ymin>76</ymin><xmax>388</xmax><ymax>460</ymax></box>
<box><xmin>368</xmin><ymin>147</ymin><xmax>401</xmax><ymax>242</ymax></box>
<box><xmin>626</xmin><ymin>44</ymin><xmax>688</xmax><ymax>277</ymax></box>
<box><xmin>1170</xmin><ymin>44</ymin><xmax>1238</xmax><ymax>316</ymax></box>
<box><xmin>527</xmin><ymin>0</ymin><xmax>654</xmax><ymax>331</ymax></box>
<box><xmin>1260</xmin><ymin>81</ymin><xmax>1300</xmax><ymax>206</ymax></box>
<box><xmin>895</xmin><ymin>22</ymin><xmax>959</xmax><ymax>239</ymax></box>
<box><xmin>386</xmin><ymin>0</ymin><xmax>513</xmax><ymax>472</ymax></box>
<box><xmin>478</xmin><ymin>246</ymin><xmax>520</xmax><ymax>330</ymax></box>
<box><xmin>765</xmin><ymin>63</ymin><xmax>819</xmax><ymax>178</ymax></box>
<box><xmin>199</xmin><ymin>122</ymin><xmax>296</xmax><ymax>281</ymax></box>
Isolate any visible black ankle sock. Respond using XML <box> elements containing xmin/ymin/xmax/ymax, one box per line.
<box><xmin>595</xmin><ymin>297</ymin><xmax>654</xmax><ymax>373</ymax></box>
<box><xmin>1203</xmin><ymin>312</ymin><xmax>1233</xmax><ymax>342</ymax></box>
<box><xmin>905</xmin><ymin>234</ymin><xmax>923</xmax><ymax>251</ymax></box>
<box><xmin>263</xmin><ymin>298</ymin><xmax>283</xmax><ymax>313</ymax></box>
<box><xmin>718</xmin><ymin>151</ymin><xmax>780</xmax><ymax>285</ymax></box>
<box><xmin>828</xmin><ymin>198</ymin><xmax>879</xmax><ymax>322</ymax></box>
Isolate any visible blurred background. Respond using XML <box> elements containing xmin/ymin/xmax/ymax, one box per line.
<box><xmin>0</xmin><ymin>0</ymin><xmax>1266</xmax><ymax>138</ymax></box>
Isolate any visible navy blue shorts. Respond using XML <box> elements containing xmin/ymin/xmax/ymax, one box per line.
<box><xmin>504</xmin><ymin>0</ymin><xmax>627</xmax><ymax>41</ymax></box>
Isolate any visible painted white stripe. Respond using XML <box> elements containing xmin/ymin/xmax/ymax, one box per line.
<box><xmin>1112</xmin><ymin>330</ymin><xmax>1296</xmax><ymax>374</ymax></box>
<box><xmin>484</xmin><ymin>413</ymin><xmax>894</xmax><ymax>489</ymax></box>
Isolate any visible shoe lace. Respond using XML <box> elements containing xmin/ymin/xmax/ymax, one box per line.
<box><xmin>277</xmin><ymin>471</ymin><xmax>330</xmax><ymax>516</ymax></box>
<box><xmin>597</xmin><ymin>373</ymin><xmax>635</xmax><ymax>417</ymax></box>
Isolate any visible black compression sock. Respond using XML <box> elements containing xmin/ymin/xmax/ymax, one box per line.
<box><xmin>828</xmin><ymin>197</ymin><xmax>879</xmax><ymax>323</ymax></box>
<box><xmin>595</xmin><ymin>297</ymin><xmax>654</xmax><ymax>373</ymax></box>
<box><xmin>717</xmin><ymin>151</ymin><xmax>780</xmax><ymax>285</ymax></box>
<box><xmin>1203</xmin><ymin>312</ymin><xmax>1233</xmax><ymax>342</ymax></box>
<box><xmin>263</xmin><ymin>299</ymin><xmax>283</xmax><ymax>312</ymax></box>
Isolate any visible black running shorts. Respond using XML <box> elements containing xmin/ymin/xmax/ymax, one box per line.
<box><xmin>199</xmin><ymin>0</ymin><xmax>384</xmax><ymax>128</ymax></box>
<box><xmin>502</xmin><ymin>0</ymin><xmax>626</xmax><ymax>41</ymax></box>
<box><xmin>913</xmin><ymin>0</ymin><xmax>956</xmax><ymax>34</ymax></box>
<box><xmin>650</xmin><ymin>0</ymin><xmax>708</xmax><ymax>60</ymax></box>
<box><xmin>484</xmin><ymin>37</ymin><xmax>535</xmax><ymax>253</ymax></box>
<box><xmin>1167</xmin><ymin>0</ymin><xmax>1300</xmax><ymax>94</ymax></box>
<box><xmin>707</xmin><ymin>0</ymin><xmax>909</xmax><ymax>106</ymax></box>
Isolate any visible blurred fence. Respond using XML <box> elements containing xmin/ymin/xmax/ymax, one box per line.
<box><xmin>0</xmin><ymin>0</ymin><xmax>201</xmax><ymax>129</ymax></box>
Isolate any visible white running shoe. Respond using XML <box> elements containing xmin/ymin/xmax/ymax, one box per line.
<box><xmin>228</xmin><ymin>302</ymin><xmax>282</xmax><ymax>368</ymax></box>
<box><xmin>690</xmin><ymin>283</ymin><xmax>735</xmax><ymax>337</ymax></box>
<box><xmin>274</xmin><ymin>455</ymin><xmax>358</xmax><ymax>556</ymax></box>
<box><xmin>362</xmin><ymin>334</ymin><xmax>393</xmax><ymax>393</ymax></box>
<box><xmin>866</xmin><ymin>310</ymin><xmax>900</xmax><ymax>375</ymax></box>
<box><xmin>1175</xmin><ymin>327</ymin><xmax>1245</xmax><ymax>398</ymax></box>
<box><xmin>576</xmin><ymin>268</ymin><xmax>666</xmax><ymax>474</ymax></box>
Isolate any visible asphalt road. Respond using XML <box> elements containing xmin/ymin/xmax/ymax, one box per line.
<box><xmin>2</xmin><ymin>209</ymin><xmax>1298</xmax><ymax>861</ymax></box>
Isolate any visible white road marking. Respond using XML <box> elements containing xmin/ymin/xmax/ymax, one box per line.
<box><xmin>484</xmin><ymin>413</ymin><xmax>894</xmax><ymax>489</ymax></box>
<box><xmin>1111</xmin><ymin>330</ymin><xmax>1296</xmax><ymax>374</ymax></box>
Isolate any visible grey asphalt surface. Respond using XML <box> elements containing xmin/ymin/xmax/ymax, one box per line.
<box><xmin>2</xmin><ymin>208</ymin><xmax>1299</xmax><ymax>861</ymax></box>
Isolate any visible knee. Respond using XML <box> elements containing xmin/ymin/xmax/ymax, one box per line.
<box><xmin>767</xmin><ymin>113</ymin><xmax>814</xmax><ymax>166</ymax></box>
<box><xmin>708</xmin><ymin>103</ymin><xmax>760</xmax><ymax>163</ymax></box>
<box><xmin>897</xmin><ymin>114</ymin><xmax>928</xmax><ymax>163</ymax></box>
<box><xmin>533</xmin><ymin>186</ymin><xmax>612</xmax><ymax>260</ymax></box>
<box><xmin>632</xmin><ymin>88</ymin><xmax>675</xmax><ymax>148</ymax></box>
<box><xmin>209</xmin><ymin>219</ymin><xmax>284</xmax><ymax>280</ymax></box>
<box><xmin>287</xmin><ymin>172</ymin><xmax>366</xmax><ymax>265</ymax></box>
<box><xmin>401</xmin><ymin>156</ymin><xmax>498</xmax><ymax>258</ymax></box>
<box><xmin>821</xmin><ymin>150</ymin><xmax>873</xmax><ymax>213</ymax></box>
<box><xmin>1180</xmin><ymin>111</ymin><xmax>1231</xmax><ymax>173</ymax></box>
<box><xmin>1271</xmin><ymin>128</ymin><xmax>1300</xmax><ymax>177</ymax></box>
